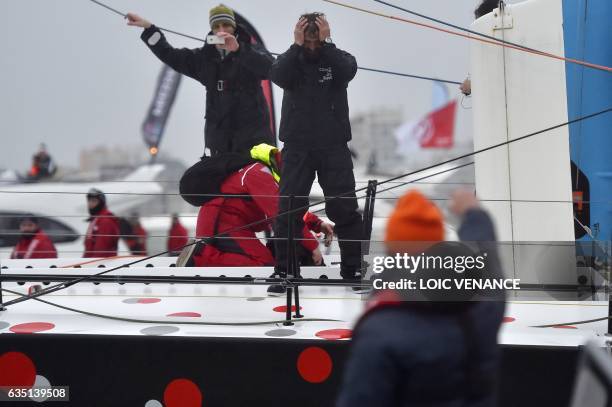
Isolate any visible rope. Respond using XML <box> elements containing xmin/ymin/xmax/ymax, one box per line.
<box><xmin>1</xmin><ymin>288</ymin><xmax>342</xmax><ymax>326</ymax></box>
<box><xmin>86</xmin><ymin>0</ymin><xmax>461</xmax><ymax>85</ymax></box>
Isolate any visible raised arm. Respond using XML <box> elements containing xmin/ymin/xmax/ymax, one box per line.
<box><xmin>127</xmin><ymin>13</ymin><xmax>202</xmax><ymax>81</ymax></box>
<box><xmin>316</xmin><ymin>16</ymin><xmax>357</xmax><ymax>84</ymax></box>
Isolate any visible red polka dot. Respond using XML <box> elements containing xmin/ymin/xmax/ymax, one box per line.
<box><xmin>273</xmin><ymin>305</ymin><xmax>302</xmax><ymax>313</ymax></box>
<box><xmin>163</xmin><ymin>378</ymin><xmax>202</xmax><ymax>407</ymax></box>
<box><xmin>9</xmin><ymin>322</ymin><xmax>55</xmax><ymax>334</ymax></box>
<box><xmin>137</xmin><ymin>298</ymin><xmax>161</xmax><ymax>304</ymax></box>
<box><xmin>316</xmin><ymin>329</ymin><xmax>352</xmax><ymax>340</ymax></box>
<box><xmin>502</xmin><ymin>317</ymin><xmax>516</xmax><ymax>323</ymax></box>
<box><xmin>553</xmin><ymin>325</ymin><xmax>577</xmax><ymax>329</ymax></box>
<box><xmin>0</xmin><ymin>352</ymin><xmax>36</xmax><ymax>388</ymax></box>
<box><xmin>167</xmin><ymin>312</ymin><xmax>202</xmax><ymax>318</ymax></box>
<box><xmin>297</xmin><ymin>347</ymin><xmax>332</xmax><ymax>383</ymax></box>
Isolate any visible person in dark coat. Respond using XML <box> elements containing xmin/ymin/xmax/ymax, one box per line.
<box><xmin>127</xmin><ymin>5</ymin><xmax>275</xmax><ymax>155</ymax></box>
<box><xmin>270</xmin><ymin>13</ymin><xmax>363</xmax><ymax>284</ymax></box>
<box><xmin>337</xmin><ymin>190</ymin><xmax>506</xmax><ymax>407</ymax></box>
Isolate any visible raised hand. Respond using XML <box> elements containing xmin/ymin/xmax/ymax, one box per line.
<box><xmin>450</xmin><ymin>188</ymin><xmax>479</xmax><ymax>217</ymax></box>
<box><xmin>216</xmin><ymin>32</ymin><xmax>239</xmax><ymax>52</ymax></box>
<box><xmin>294</xmin><ymin>17</ymin><xmax>308</xmax><ymax>46</ymax></box>
<box><xmin>315</xmin><ymin>15</ymin><xmax>331</xmax><ymax>41</ymax></box>
<box><xmin>126</xmin><ymin>13</ymin><xmax>151</xmax><ymax>29</ymax></box>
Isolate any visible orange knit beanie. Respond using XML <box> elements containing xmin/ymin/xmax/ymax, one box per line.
<box><xmin>385</xmin><ymin>190</ymin><xmax>445</xmax><ymax>246</ymax></box>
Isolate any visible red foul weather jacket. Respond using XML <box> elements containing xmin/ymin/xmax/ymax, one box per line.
<box><xmin>11</xmin><ymin>230</ymin><xmax>57</xmax><ymax>259</ymax></box>
<box><xmin>194</xmin><ymin>162</ymin><xmax>322</xmax><ymax>267</ymax></box>
<box><xmin>84</xmin><ymin>207</ymin><xmax>120</xmax><ymax>258</ymax></box>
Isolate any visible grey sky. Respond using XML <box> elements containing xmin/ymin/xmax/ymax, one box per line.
<box><xmin>0</xmin><ymin>0</ymin><xmax>503</xmax><ymax>172</ymax></box>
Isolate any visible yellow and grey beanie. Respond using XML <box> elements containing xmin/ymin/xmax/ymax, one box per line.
<box><xmin>209</xmin><ymin>4</ymin><xmax>236</xmax><ymax>28</ymax></box>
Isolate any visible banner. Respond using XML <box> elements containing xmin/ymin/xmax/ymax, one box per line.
<box><xmin>141</xmin><ymin>65</ymin><xmax>182</xmax><ymax>154</ymax></box>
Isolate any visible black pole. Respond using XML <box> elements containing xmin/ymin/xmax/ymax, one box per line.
<box><xmin>284</xmin><ymin>195</ymin><xmax>296</xmax><ymax>326</ymax></box>
<box><xmin>294</xmin><ymin>284</ymin><xmax>303</xmax><ymax>319</ymax></box>
<box><xmin>362</xmin><ymin>180</ymin><xmax>378</xmax><ymax>256</ymax></box>
<box><xmin>286</xmin><ymin>194</ymin><xmax>296</xmax><ymax>277</ymax></box>
<box><xmin>284</xmin><ymin>286</ymin><xmax>294</xmax><ymax>326</ymax></box>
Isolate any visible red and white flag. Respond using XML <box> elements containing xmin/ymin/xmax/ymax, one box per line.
<box><xmin>395</xmin><ymin>100</ymin><xmax>457</xmax><ymax>154</ymax></box>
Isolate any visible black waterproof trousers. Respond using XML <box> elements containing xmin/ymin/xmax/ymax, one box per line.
<box><xmin>274</xmin><ymin>144</ymin><xmax>363</xmax><ymax>278</ymax></box>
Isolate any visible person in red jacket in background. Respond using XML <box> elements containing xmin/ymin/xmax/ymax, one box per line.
<box><xmin>83</xmin><ymin>188</ymin><xmax>120</xmax><ymax>258</ymax></box>
<box><xmin>167</xmin><ymin>213</ymin><xmax>189</xmax><ymax>256</ymax></box>
<box><xmin>192</xmin><ymin>144</ymin><xmax>334</xmax><ymax>272</ymax></box>
<box><xmin>124</xmin><ymin>213</ymin><xmax>147</xmax><ymax>255</ymax></box>
<box><xmin>11</xmin><ymin>215</ymin><xmax>57</xmax><ymax>259</ymax></box>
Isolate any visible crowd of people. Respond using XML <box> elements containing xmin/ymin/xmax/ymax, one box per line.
<box><xmin>10</xmin><ymin>193</ymin><xmax>189</xmax><ymax>260</ymax></box>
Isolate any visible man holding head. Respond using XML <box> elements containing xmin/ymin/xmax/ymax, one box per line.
<box><xmin>127</xmin><ymin>4</ymin><xmax>275</xmax><ymax>155</ymax></box>
<box><xmin>270</xmin><ymin>13</ymin><xmax>363</xmax><ymax>287</ymax></box>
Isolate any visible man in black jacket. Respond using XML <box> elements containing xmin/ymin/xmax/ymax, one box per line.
<box><xmin>269</xmin><ymin>13</ymin><xmax>363</xmax><ymax>292</ymax></box>
<box><xmin>127</xmin><ymin>5</ymin><xmax>275</xmax><ymax>155</ymax></box>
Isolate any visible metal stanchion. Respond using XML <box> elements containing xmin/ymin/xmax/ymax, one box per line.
<box><xmin>362</xmin><ymin>180</ymin><xmax>378</xmax><ymax>256</ymax></box>
<box><xmin>284</xmin><ymin>195</ymin><xmax>296</xmax><ymax>326</ymax></box>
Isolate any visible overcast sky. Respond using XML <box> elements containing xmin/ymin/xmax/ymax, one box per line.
<box><xmin>0</xmin><ymin>0</ymin><xmax>516</xmax><ymax>172</ymax></box>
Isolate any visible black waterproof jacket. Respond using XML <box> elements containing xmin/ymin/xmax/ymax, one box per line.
<box><xmin>141</xmin><ymin>25</ymin><xmax>275</xmax><ymax>154</ymax></box>
<box><xmin>270</xmin><ymin>43</ymin><xmax>357</xmax><ymax>149</ymax></box>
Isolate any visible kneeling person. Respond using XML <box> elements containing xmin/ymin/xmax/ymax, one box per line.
<box><xmin>191</xmin><ymin>144</ymin><xmax>333</xmax><ymax>268</ymax></box>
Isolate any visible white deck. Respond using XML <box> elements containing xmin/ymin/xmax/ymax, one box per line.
<box><xmin>0</xmin><ymin>258</ymin><xmax>610</xmax><ymax>347</ymax></box>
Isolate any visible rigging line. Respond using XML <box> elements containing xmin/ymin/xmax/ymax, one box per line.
<box><xmin>373</xmin><ymin>162</ymin><xmax>474</xmax><ymax>197</ymax></box>
<box><xmin>355</xmin><ymin>66</ymin><xmax>460</xmax><ymax>85</ymax></box>
<box><xmin>531</xmin><ymin>315</ymin><xmax>612</xmax><ymax>328</ymax></box>
<box><xmin>311</xmin><ymin>161</ymin><xmax>475</xmax><ymax>214</ymax></box>
<box><xmin>0</xmin><ymin>180</ymin><xmax>476</xmax><ymax>185</ymax></box>
<box><xmin>3</xmin><ymin>286</ymin><xmax>608</xmax><ymax>330</ymax></box>
<box><xmin>2</xmin><ymin>105</ymin><xmax>609</xmax><ymax>309</ymax></box>
<box><xmin>371</xmin><ymin>107</ymin><xmax>611</xmax><ymax>188</ymax></box>
<box><xmin>322</xmin><ymin>0</ymin><xmax>612</xmax><ymax>73</ymax></box>
<box><xmin>0</xmin><ymin>288</ymin><xmax>342</xmax><ymax>326</ymax></box>
<box><xmin>86</xmin><ymin>0</ymin><xmax>461</xmax><ymax>84</ymax></box>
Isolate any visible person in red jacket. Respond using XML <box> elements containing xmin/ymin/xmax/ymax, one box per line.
<box><xmin>167</xmin><ymin>214</ymin><xmax>189</xmax><ymax>256</ymax></box>
<box><xmin>123</xmin><ymin>213</ymin><xmax>147</xmax><ymax>255</ymax></box>
<box><xmin>192</xmin><ymin>145</ymin><xmax>334</xmax><ymax>270</ymax></box>
<box><xmin>11</xmin><ymin>215</ymin><xmax>57</xmax><ymax>259</ymax></box>
<box><xmin>83</xmin><ymin>188</ymin><xmax>120</xmax><ymax>258</ymax></box>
